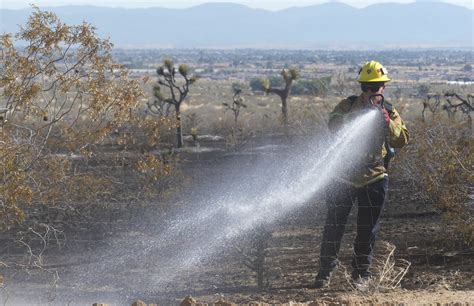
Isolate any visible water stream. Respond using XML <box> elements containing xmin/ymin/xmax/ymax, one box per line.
<box><xmin>4</xmin><ymin>110</ymin><xmax>381</xmax><ymax>304</ymax></box>
<box><xmin>77</xmin><ymin>109</ymin><xmax>380</xmax><ymax>291</ymax></box>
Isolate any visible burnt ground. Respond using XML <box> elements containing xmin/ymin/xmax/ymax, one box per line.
<box><xmin>0</xmin><ymin>135</ymin><xmax>473</xmax><ymax>305</ymax></box>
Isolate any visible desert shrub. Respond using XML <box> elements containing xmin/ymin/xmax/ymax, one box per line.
<box><xmin>397</xmin><ymin>116</ymin><xmax>473</xmax><ymax>247</ymax></box>
<box><xmin>288</xmin><ymin>98</ymin><xmax>337</xmax><ymax>135</ymax></box>
<box><xmin>234</xmin><ymin>225</ymin><xmax>272</xmax><ymax>290</ymax></box>
<box><xmin>290</xmin><ymin>77</ymin><xmax>331</xmax><ymax>97</ymax></box>
<box><xmin>417</xmin><ymin>84</ymin><xmax>431</xmax><ymax>98</ymax></box>
<box><xmin>0</xmin><ymin>8</ymin><xmax>175</xmax><ymax>232</ymax></box>
<box><xmin>249</xmin><ymin>76</ymin><xmax>284</xmax><ymax>92</ymax></box>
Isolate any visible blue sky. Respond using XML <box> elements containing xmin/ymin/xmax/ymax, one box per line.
<box><xmin>1</xmin><ymin>0</ymin><xmax>472</xmax><ymax>10</ymax></box>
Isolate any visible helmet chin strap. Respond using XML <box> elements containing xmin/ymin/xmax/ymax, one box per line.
<box><xmin>368</xmin><ymin>93</ymin><xmax>385</xmax><ymax>109</ymax></box>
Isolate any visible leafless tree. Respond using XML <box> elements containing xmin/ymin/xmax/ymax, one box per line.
<box><xmin>422</xmin><ymin>92</ymin><xmax>473</xmax><ymax>128</ymax></box>
<box><xmin>422</xmin><ymin>93</ymin><xmax>442</xmax><ymax>119</ymax></box>
<box><xmin>443</xmin><ymin>93</ymin><xmax>473</xmax><ymax>128</ymax></box>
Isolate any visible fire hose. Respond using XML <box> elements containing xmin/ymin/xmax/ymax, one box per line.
<box><xmin>369</xmin><ymin>94</ymin><xmax>395</xmax><ymax>170</ymax></box>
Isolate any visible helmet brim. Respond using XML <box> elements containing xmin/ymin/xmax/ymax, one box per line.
<box><xmin>358</xmin><ymin>76</ymin><xmax>391</xmax><ymax>83</ymax></box>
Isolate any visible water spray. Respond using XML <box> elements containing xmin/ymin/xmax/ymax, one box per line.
<box><xmin>50</xmin><ymin>109</ymin><xmax>382</xmax><ymax>302</ymax></box>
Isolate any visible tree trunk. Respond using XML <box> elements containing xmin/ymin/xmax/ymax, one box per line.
<box><xmin>176</xmin><ymin>107</ymin><xmax>183</xmax><ymax>148</ymax></box>
<box><xmin>281</xmin><ymin>97</ymin><xmax>288</xmax><ymax>126</ymax></box>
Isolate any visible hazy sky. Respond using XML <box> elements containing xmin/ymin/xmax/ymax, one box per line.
<box><xmin>1</xmin><ymin>0</ymin><xmax>472</xmax><ymax>10</ymax></box>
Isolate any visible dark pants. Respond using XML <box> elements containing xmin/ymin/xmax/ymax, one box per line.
<box><xmin>319</xmin><ymin>177</ymin><xmax>388</xmax><ymax>278</ymax></box>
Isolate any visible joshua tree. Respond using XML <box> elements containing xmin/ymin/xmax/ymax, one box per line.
<box><xmin>223</xmin><ymin>85</ymin><xmax>247</xmax><ymax>126</ymax></box>
<box><xmin>223</xmin><ymin>85</ymin><xmax>247</xmax><ymax>147</ymax></box>
<box><xmin>148</xmin><ymin>59</ymin><xmax>198</xmax><ymax>148</ymax></box>
<box><xmin>262</xmin><ymin>68</ymin><xmax>299</xmax><ymax>125</ymax></box>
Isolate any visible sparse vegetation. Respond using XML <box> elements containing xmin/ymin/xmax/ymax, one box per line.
<box><xmin>0</xmin><ymin>8</ymin><xmax>473</xmax><ymax>305</ymax></box>
<box><xmin>291</xmin><ymin>77</ymin><xmax>331</xmax><ymax>97</ymax></box>
<box><xmin>422</xmin><ymin>92</ymin><xmax>473</xmax><ymax>128</ymax></box>
<box><xmin>398</xmin><ymin>117</ymin><xmax>473</xmax><ymax>247</ymax></box>
<box><xmin>0</xmin><ymin>7</ymin><xmax>146</xmax><ymax>229</ymax></box>
<box><xmin>0</xmin><ymin>7</ymin><xmax>176</xmax><ymax>277</ymax></box>
<box><xmin>417</xmin><ymin>84</ymin><xmax>431</xmax><ymax>98</ymax></box>
<box><xmin>234</xmin><ymin>225</ymin><xmax>272</xmax><ymax>291</ymax></box>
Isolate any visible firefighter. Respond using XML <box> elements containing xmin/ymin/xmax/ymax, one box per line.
<box><xmin>313</xmin><ymin>61</ymin><xmax>409</xmax><ymax>290</ymax></box>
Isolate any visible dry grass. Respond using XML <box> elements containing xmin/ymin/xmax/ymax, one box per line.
<box><xmin>395</xmin><ymin>116</ymin><xmax>473</xmax><ymax>247</ymax></box>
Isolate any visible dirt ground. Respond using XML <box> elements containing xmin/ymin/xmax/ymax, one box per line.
<box><xmin>0</xmin><ymin>135</ymin><xmax>473</xmax><ymax>305</ymax></box>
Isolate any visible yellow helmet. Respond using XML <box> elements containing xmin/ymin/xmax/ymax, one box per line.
<box><xmin>358</xmin><ymin>61</ymin><xmax>391</xmax><ymax>83</ymax></box>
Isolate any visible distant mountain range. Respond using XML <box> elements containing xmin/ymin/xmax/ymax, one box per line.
<box><xmin>1</xmin><ymin>2</ymin><xmax>473</xmax><ymax>49</ymax></box>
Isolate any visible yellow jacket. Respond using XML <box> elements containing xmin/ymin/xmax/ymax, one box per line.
<box><xmin>328</xmin><ymin>95</ymin><xmax>409</xmax><ymax>187</ymax></box>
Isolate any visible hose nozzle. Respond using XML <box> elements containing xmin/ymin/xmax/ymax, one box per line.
<box><xmin>368</xmin><ymin>94</ymin><xmax>385</xmax><ymax>109</ymax></box>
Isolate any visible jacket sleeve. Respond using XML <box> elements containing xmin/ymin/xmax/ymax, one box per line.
<box><xmin>328</xmin><ymin>99</ymin><xmax>351</xmax><ymax>133</ymax></box>
<box><xmin>387</xmin><ymin>107</ymin><xmax>409</xmax><ymax>148</ymax></box>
